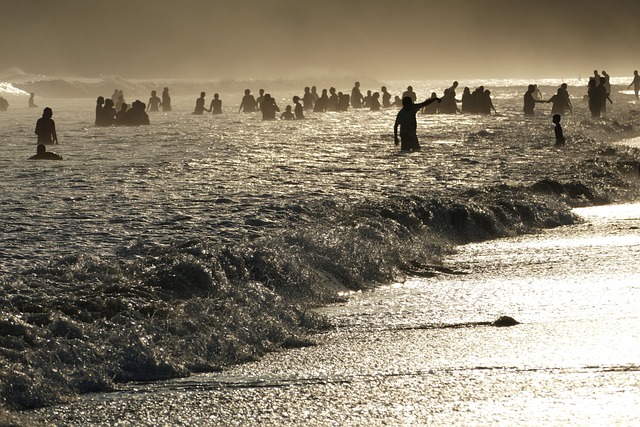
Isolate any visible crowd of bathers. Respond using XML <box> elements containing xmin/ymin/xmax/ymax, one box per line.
<box><xmin>94</xmin><ymin>87</ymin><xmax>172</xmax><ymax>126</ymax></box>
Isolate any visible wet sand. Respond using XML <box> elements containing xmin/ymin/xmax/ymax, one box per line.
<box><xmin>30</xmin><ymin>203</ymin><xmax>640</xmax><ymax>426</ymax></box>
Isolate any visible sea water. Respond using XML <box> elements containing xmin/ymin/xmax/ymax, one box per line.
<box><xmin>1</xmin><ymin>76</ymin><xmax>640</xmax><ymax>424</ymax></box>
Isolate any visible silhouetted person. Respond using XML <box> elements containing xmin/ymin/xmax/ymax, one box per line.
<box><xmin>239</xmin><ymin>89</ymin><xmax>257</xmax><ymax>113</ymax></box>
<box><xmin>256</xmin><ymin>89</ymin><xmax>265</xmax><ymax>111</ymax></box>
<box><xmin>363</xmin><ymin>90</ymin><xmax>372</xmax><ymax>109</ymax></box>
<box><xmin>281</xmin><ymin>105</ymin><xmax>295</xmax><ymax>120</ymax></box>
<box><xmin>327</xmin><ymin>87</ymin><xmax>339</xmax><ymax>111</ymax></box>
<box><xmin>29</xmin><ymin>144</ymin><xmax>62</xmax><ymax>160</ymax></box>
<box><xmin>126</xmin><ymin>100</ymin><xmax>150</xmax><ymax>125</ymax></box>
<box><xmin>392</xmin><ymin>96</ymin><xmax>403</xmax><ymax>107</ymax></box>
<box><xmin>546</xmin><ymin>88</ymin><xmax>570</xmax><ymax>115</ymax></box>
<box><xmin>0</xmin><ymin>97</ymin><xmax>8</xmax><ymax>111</ymax></box>
<box><xmin>95</xmin><ymin>96</ymin><xmax>105</xmax><ymax>126</ymax></box>
<box><xmin>394</xmin><ymin>96</ymin><xmax>440</xmax><ymax>151</ymax></box>
<box><xmin>261</xmin><ymin>94</ymin><xmax>279</xmax><ymax>120</ymax></box>
<box><xmin>162</xmin><ymin>87</ymin><xmax>172</xmax><ymax>111</ymax></box>
<box><xmin>559</xmin><ymin>83</ymin><xmax>573</xmax><ymax>113</ymax></box>
<box><xmin>293</xmin><ymin>96</ymin><xmax>304</xmax><ymax>119</ymax></box>
<box><xmin>524</xmin><ymin>84</ymin><xmax>545</xmax><ymax>116</ymax></box>
<box><xmin>115</xmin><ymin>91</ymin><xmax>125</xmax><ymax>113</ymax></box>
<box><xmin>29</xmin><ymin>93</ymin><xmax>37</xmax><ymax>108</ymax></box>
<box><xmin>593</xmin><ymin>70</ymin><xmax>602</xmax><ymax>88</ymax></box>
<box><xmin>210</xmin><ymin>93</ymin><xmax>222</xmax><ymax>114</ymax></box>
<box><xmin>314</xmin><ymin>89</ymin><xmax>328</xmax><ymax>112</ymax></box>
<box><xmin>116</xmin><ymin>103</ymin><xmax>129</xmax><ymax>125</ymax></box>
<box><xmin>302</xmin><ymin>87</ymin><xmax>314</xmax><ymax>111</ymax></box>
<box><xmin>311</xmin><ymin>86</ymin><xmax>319</xmax><ymax>103</ymax></box>
<box><xmin>102</xmin><ymin>98</ymin><xmax>117</xmax><ymax>125</ymax></box>
<box><xmin>602</xmin><ymin>70</ymin><xmax>611</xmax><ymax>98</ymax></box>
<box><xmin>439</xmin><ymin>88</ymin><xmax>459</xmax><ymax>114</ymax></box>
<box><xmin>147</xmin><ymin>90</ymin><xmax>162</xmax><ymax>112</ymax></box>
<box><xmin>351</xmin><ymin>81</ymin><xmax>363</xmax><ymax>108</ymax></box>
<box><xmin>422</xmin><ymin>92</ymin><xmax>439</xmax><ymax>114</ymax></box>
<box><xmin>587</xmin><ymin>78</ymin><xmax>602</xmax><ymax>117</ymax></box>
<box><xmin>628</xmin><ymin>70</ymin><xmax>640</xmax><ymax>99</ymax></box>
<box><xmin>448</xmin><ymin>81</ymin><xmax>459</xmax><ymax>97</ymax></box>
<box><xmin>111</xmin><ymin>89</ymin><xmax>119</xmax><ymax>105</ymax></box>
<box><xmin>552</xmin><ymin>114</ymin><xmax>565</xmax><ymax>146</ymax></box>
<box><xmin>598</xmin><ymin>78</ymin><xmax>612</xmax><ymax>112</ymax></box>
<box><xmin>338</xmin><ymin>92</ymin><xmax>350</xmax><ymax>111</ymax></box>
<box><xmin>370</xmin><ymin>92</ymin><xmax>381</xmax><ymax>111</ymax></box>
<box><xmin>193</xmin><ymin>92</ymin><xmax>210</xmax><ymax>114</ymax></box>
<box><xmin>532</xmin><ymin>84</ymin><xmax>542</xmax><ymax>101</ymax></box>
<box><xmin>35</xmin><ymin>107</ymin><xmax>58</xmax><ymax>145</ymax></box>
<box><xmin>381</xmin><ymin>86</ymin><xmax>392</xmax><ymax>108</ymax></box>
<box><xmin>402</xmin><ymin>85</ymin><xmax>417</xmax><ymax>103</ymax></box>
<box><xmin>479</xmin><ymin>89</ymin><xmax>496</xmax><ymax>115</ymax></box>
<box><xmin>460</xmin><ymin>87</ymin><xmax>472</xmax><ymax>113</ymax></box>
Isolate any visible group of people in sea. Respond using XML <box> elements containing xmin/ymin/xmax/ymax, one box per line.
<box><xmin>21</xmin><ymin>68</ymin><xmax>640</xmax><ymax>159</ymax></box>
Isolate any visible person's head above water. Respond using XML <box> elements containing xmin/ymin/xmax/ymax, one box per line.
<box><xmin>42</xmin><ymin>107</ymin><xmax>52</xmax><ymax>118</ymax></box>
<box><xmin>402</xmin><ymin>96</ymin><xmax>413</xmax><ymax>108</ymax></box>
<box><xmin>36</xmin><ymin>144</ymin><xmax>46</xmax><ymax>154</ymax></box>
<box><xmin>200</xmin><ymin>92</ymin><xmax>206</xmax><ymax>97</ymax></box>
<box><xmin>552</xmin><ymin>114</ymin><xmax>561</xmax><ymax>124</ymax></box>
<box><xmin>244</xmin><ymin>89</ymin><xmax>250</xmax><ymax>95</ymax></box>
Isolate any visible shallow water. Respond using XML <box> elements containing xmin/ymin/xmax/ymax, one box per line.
<box><xmin>30</xmin><ymin>203</ymin><xmax>640</xmax><ymax>426</ymax></box>
<box><xmin>2</xmin><ymin>78</ymin><xmax>640</xmax><ymax>419</ymax></box>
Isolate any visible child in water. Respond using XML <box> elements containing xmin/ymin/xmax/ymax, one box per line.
<box><xmin>280</xmin><ymin>105</ymin><xmax>295</xmax><ymax>120</ymax></box>
<box><xmin>553</xmin><ymin>114</ymin><xmax>565</xmax><ymax>146</ymax></box>
<box><xmin>35</xmin><ymin>107</ymin><xmax>58</xmax><ymax>145</ymax></box>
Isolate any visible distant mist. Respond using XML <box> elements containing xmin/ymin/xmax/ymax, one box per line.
<box><xmin>2</xmin><ymin>0</ymin><xmax>639</xmax><ymax>80</ymax></box>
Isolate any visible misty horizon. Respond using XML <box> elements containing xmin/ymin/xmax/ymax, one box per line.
<box><xmin>2</xmin><ymin>0</ymin><xmax>639</xmax><ymax>82</ymax></box>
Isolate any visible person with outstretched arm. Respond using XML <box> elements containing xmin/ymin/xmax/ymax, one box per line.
<box><xmin>394</xmin><ymin>96</ymin><xmax>440</xmax><ymax>151</ymax></box>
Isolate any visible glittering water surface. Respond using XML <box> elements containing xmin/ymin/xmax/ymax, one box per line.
<box><xmin>32</xmin><ymin>204</ymin><xmax>640</xmax><ymax>426</ymax></box>
<box><xmin>2</xmin><ymin>79</ymin><xmax>640</xmax><ymax>424</ymax></box>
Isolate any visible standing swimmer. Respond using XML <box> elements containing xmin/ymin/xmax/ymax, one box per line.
<box><xmin>35</xmin><ymin>107</ymin><xmax>58</xmax><ymax>145</ymax></box>
<box><xmin>393</xmin><ymin>96</ymin><xmax>440</xmax><ymax>151</ymax></box>
<box><xmin>552</xmin><ymin>114</ymin><xmax>565</xmax><ymax>146</ymax></box>
<box><xmin>628</xmin><ymin>70</ymin><xmax>640</xmax><ymax>99</ymax></box>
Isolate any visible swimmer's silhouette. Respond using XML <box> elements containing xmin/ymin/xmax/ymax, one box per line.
<box><xmin>363</xmin><ymin>90</ymin><xmax>372</xmax><ymax>109</ymax></box>
<box><xmin>552</xmin><ymin>114</ymin><xmax>565</xmax><ymax>146</ymax></box>
<box><xmin>381</xmin><ymin>86</ymin><xmax>392</xmax><ymax>108</ymax></box>
<box><xmin>587</xmin><ymin>79</ymin><xmax>602</xmax><ymax>117</ymax></box>
<box><xmin>147</xmin><ymin>90</ymin><xmax>162</xmax><ymax>112</ymax></box>
<box><xmin>239</xmin><ymin>89</ymin><xmax>257</xmax><ymax>113</ymax></box>
<box><xmin>95</xmin><ymin>96</ymin><xmax>105</xmax><ymax>126</ymax></box>
<box><xmin>461</xmin><ymin>87</ymin><xmax>472</xmax><ymax>113</ymax></box>
<box><xmin>261</xmin><ymin>94</ymin><xmax>279</xmax><ymax>120</ymax></box>
<box><xmin>35</xmin><ymin>107</ymin><xmax>58</xmax><ymax>145</ymax></box>
<box><xmin>394</xmin><ymin>96</ymin><xmax>440</xmax><ymax>151</ymax></box>
<box><xmin>193</xmin><ymin>92</ymin><xmax>210</xmax><ymax>115</ymax></box>
<box><xmin>0</xmin><ymin>97</ymin><xmax>8</xmax><ymax>111</ymax></box>
<box><xmin>559</xmin><ymin>83</ymin><xmax>573</xmax><ymax>113</ymax></box>
<box><xmin>293</xmin><ymin>96</ymin><xmax>304</xmax><ymax>119</ymax></box>
<box><xmin>598</xmin><ymin>77</ymin><xmax>612</xmax><ymax>112</ymax></box>
<box><xmin>116</xmin><ymin>103</ymin><xmax>128</xmax><ymax>125</ymax></box>
<box><xmin>126</xmin><ymin>100</ymin><xmax>150</xmax><ymax>125</ymax></box>
<box><xmin>545</xmin><ymin>88</ymin><xmax>570</xmax><ymax>115</ymax></box>
<box><xmin>402</xmin><ymin>86</ymin><xmax>417</xmax><ymax>103</ymax></box>
<box><xmin>422</xmin><ymin>92</ymin><xmax>439</xmax><ymax>114</ymax></box>
<box><xmin>210</xmin><ymin>93</ymin><xmax>222</xmax><ymax>114</ymax></box>
<box><xmin>327</xmin><ymin>87</ymin><xmax>339</xmax><ymax>111</ymax></box>
<box><xmin>524</xmin><ymin>85</ymin><xmax>545</xmax><ymax>116</ymax></box>
<box><xmin>302</xmin><ymin>87</ymin><xmax>314</xmax><ymax>111</ymax></box>
<box><xmin>256</xmin><ymin>89</ymin><xmax>265</xmax><ymax>111</ymax></box>
<box><xmin>313</xmin><ymin>89</ymin><xmax>328</xmax><ymax>112</ymax></box>
<box><xmin>338</xmin><ymin>92</ymin><xmax>350</xmax><ymax>111</ymax></box>
<box><xmin>370</xmin><ymin>92</ymin><xmax>381</xmax><ymax>111</ymax></box>
<box><xmin>29</xmin><ymin>93</ymin><xmax>38</xmax><ymax>108</ymax></box>
<box><xmin>162</xmin><ymin>87</ymin><xmax>172</xmax><ymax>111</ymax></box>
<box><xmin>103</xmin><ymin>99</ymin><xmax>117</xmax><ymax>125</ymax></box>
<box><xmin>280</xmin><ymin>105</ymin><xmax>295</xmax><ymax>120</ymax></box>
<box><xmin>350</xmin><ymin>82</ymin><xmax>363</xmax><ymax>108</ymax></box>
<box><xmin>29</xmin><ymin>144</ymin><xmax>62</xmax><ymax>160</ymax></box>
<box><xmin>628</xmin><ymin>70</ymin><xmax>640</xmax><ymax>99</ymax></box>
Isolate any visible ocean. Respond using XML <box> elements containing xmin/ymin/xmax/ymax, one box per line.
<box><xmin>1</xmin><ymin>75</ymin><xmax>640</xmax><ymax>425</ymax></box>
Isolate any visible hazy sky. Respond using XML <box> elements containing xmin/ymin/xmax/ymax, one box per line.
<box><xmin>1</xmin><ymin>0</ymin><xmax>639</xmax><ymax>80</ymax></box>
